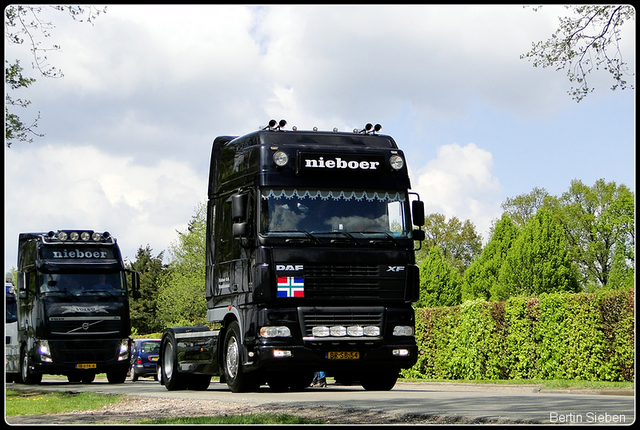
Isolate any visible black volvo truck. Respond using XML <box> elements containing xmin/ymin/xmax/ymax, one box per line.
<box><xmin>159</xmin><ymin>121</ymin><xmax>425</xmax><ymax>392</ymax></box>
<box><xmin>10</xmin><ymin>230</ymin><xmax>140</xmax><ymax>384</ymax></box>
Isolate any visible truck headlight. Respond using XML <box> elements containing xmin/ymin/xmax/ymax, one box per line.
<box><xmin>273</xmin><ymin>151</ymin><xmax>289</xmax><ymax>167</ymax></box>
<box><xmin>393</xmin><ymin>325</ymin><xmax>414</xmax><ymax>336</ymax></box>
<box><xmin>260</xmin><ymin>326</ymin><xmax>291</xmax><ymax>338</ymax></box>
<box><xmin>117</xmin><ymin>338</ymin><xmax>130</xmax><ymax>361</ymax></box>
<box><xmin>38</xmin><ymin>340</ymin><xmax>53</xmax><ymax>362</ymax></box>
<box><xmin>389</xmin><ymin>155</ymin><xmax>404</xmax><ymax>170</ymax></box>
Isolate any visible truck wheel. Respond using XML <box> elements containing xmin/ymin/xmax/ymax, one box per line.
<box><xmin>161</xmin><ymin>334</ymin><xmax>187</xmax><ymax>390</ymax></box>
<box><xmin>223</xmin><ymin>322</ymin><xmax>260</xmax><ymax>393</ymax></box>
<box><xmin>20</xmin><ymin>347</ymin><xmax>42</xmax><ymax>385</ymax></box>
<box><xmin>187</xmin><ymin>374</ymin><xmax>212</xmax><ymax>391</ymax></box>
<box><xmin>106</xmin><ymin>370</ymin><xmax>127</xmax><ymax>384</ymax></box>
<box><xmin>360</xmin><ymin>369</ymin><xmax>398</xmax><ymax>391</ymax></box>
<box><xmin>67</xmin><ymin>373</ymin><xmax>82</xmax><ymax>383</ymax></box>
<box><xmin>157</xmin><ymin>362</ymin><xmax>164</xmax><ymax>385</ymax></box>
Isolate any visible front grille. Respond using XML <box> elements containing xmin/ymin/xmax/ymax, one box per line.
<box><xmin>302</xmin><ymin>265</ymin><xmax>404</xmax><ymax>300</ymax></box>
<box><xmin>50</xmin><ymin>339</ymin><xmax>119</xmax><ymax>363</ymax></box>
<box><xmin>298</xmin><ymin>306</ymin><xmax>384</xmax><ymax>337</ymax></box>
<box><xmin>305</xmin><ymin>265</ymin><xmax>379</xmax><ymax>277</ymax></box>
<box><xmin>49</xmin><ymin>317</ymin><xmax>121</xmax><ymax>335</ymax></box>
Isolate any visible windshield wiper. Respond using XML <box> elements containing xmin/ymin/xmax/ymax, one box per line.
<box><xmin>81</xmin><ymin>289</ymin><xmax>118</xmax><ymax>298</ymax></box>
<box><xmin>313</xmin><ymin>231</ymin><xmax>362</xmax><ymax>246</ymax></box>
<box><xmin>269</xmin><ymin>230</ymin><xmax>322</xmax><ymax>245</ymax></box>
<box><xmin>359</xmin><ymin>231</ymin><xmax>401</xmax><ymax>246</ymax></box>
<box><xmin>43</xmin><ymin>290</ymin><xmax>78</xmax><ymax>301</ymax></box>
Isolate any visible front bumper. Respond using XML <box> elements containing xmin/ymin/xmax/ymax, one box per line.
<box><xmin>246</xmin><ymin>342</ymin><xmax>418</xmax><ymax>373</ymax></box>
<box><xmin>29</xmin><ymin>338</ymin><xmax>130</xmax><ymax>376</ymax></box>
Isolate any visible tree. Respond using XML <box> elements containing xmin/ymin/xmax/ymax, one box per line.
<box><xmin>495</xmin><ymin>208</ymin><xmax>579</xmax><ymax>301</ymax></box>
<box><xmin>4</xmin><ymin>5</ymin><xmax>106</xmax><ymax>146</ymax></box>
<box><xmin>156</xmin><ymin>202</ymin><xmax>207</xmax><ymax>326</ymax></box>
<box><xmin>500</xmin><ymin>187</ymin><xmax>550</xmax><ymax>229</ymax></box>
<box><xmin>554</xmin><ymin>179</ymin><xmax>634</xmax><ymax>291</ymax></box>
<box><xmin>129</xmin><ymin>245</ymin><xmax>165</xmax><ymax>335</ymax></box>
<box><xmin>463</xmin><ymin>213</ymin><xmax>520</xmax><ymax>301</ymax></box>
<box><xmin>417</xmin><ymin>213</ymin><xmax>483</xmax><ymax>274</ymax></box>
<box><xmin>521</xmin><ymin>5</ymin><xmax>635</xmax><ymax>102</ymax></box>
<box><xmin>416</xmin><ymin>245</ymin><xmax>462</xmax><ymax>308</ymax></box>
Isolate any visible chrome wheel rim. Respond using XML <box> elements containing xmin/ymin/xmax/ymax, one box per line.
<box><xmin>163</xmin><ymin>342</ymin><xmax>174</xmax><ymax>380</ymax></box>
<box><xmin>226</xmin><ymin>337</ymin><xmax>239</xmax><ymax>379</ymax></box>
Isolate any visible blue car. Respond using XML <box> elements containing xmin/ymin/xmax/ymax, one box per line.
<box><xmin>129</xmin><ymin>339</ymin><xmax>161</xmax><ymax>381</ymax></box>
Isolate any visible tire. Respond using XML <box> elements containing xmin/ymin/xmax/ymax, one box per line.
<box><xmin>106</xmin><ymin>369</ymin><xmax>127</xmax><ymax>384</ymax></box>
<box><xmin>67</xmin><ymin>373</ymin><xmax>82</xmax><ymax>383</ymax></box>
<box><xmin>130</xmin><ymin>367</ymin><xmax>139</xmax><ymax>382</ymax></box>
<box><xmin>223</xmin><ymin>322</ymin><xmax>260</xmax><ymax>393</ymax></box>
<box><xmin>187</xmin><ymin>374</ymin><xmax>212</xmax><ymax>391</ymax></box>
<box><xmin>360</xmin><ymin>369</ymin><xmax>398</xmax><ymax>391</ymax></box>
<box><xmin>20</xmin><ymin>347</ymin><xmax>42</xmax><ymax>385</ymax></box>
<box><xmin>157</xmin><ymin>363</ymin><xmax>164</xmax><ymax>385</ymax></box>
<box><xmin>161</xmin><ymin>334</ymin><xmax>187</xmax><ymax>390</ymax></box>
<box><xmin>81</xmin><ymin>373</ymin><xmax>95</xmax><ymax>384</ymax></box>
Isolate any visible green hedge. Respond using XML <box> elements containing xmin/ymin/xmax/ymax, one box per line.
<box><xmin>403</xmin><ymin>288</ymin><xmax>634</xmax><ymax>382</ymax></box>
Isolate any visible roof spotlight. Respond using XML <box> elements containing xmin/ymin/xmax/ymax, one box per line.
<box><xmin>374</xmin><ymin>124</ymin><xmax>382</xmax><ymax>133</ymax></box>
<box><xmin>359</xmin><ymin>123</ymin><xmax>374</xmax><ymax>134</ymax></box>
<box><xmin>263</xmin><ymin>119</ymin><xmax>277</xmax><ymax>130</ymax></box>
<box><xmin>279</xmin><ymin>119</ymin><xmax>287</xmax><ymax>129</ymax></box>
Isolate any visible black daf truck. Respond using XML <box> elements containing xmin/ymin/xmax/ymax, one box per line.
<box><xmin>159</xmin><ymin>121</ymin><xmax>425</xmax><ymax>392</ymax></box>
<box><xmin>10</xmin><ymin>230</ymin><xmax>140</xmax><ymax>384</ymax></box>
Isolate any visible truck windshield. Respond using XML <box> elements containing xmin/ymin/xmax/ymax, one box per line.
<box><xmin>260</xmin><ymin>188</ymin><xmax>409</xmax><ymax>237</ymax></box>
<box><xmin>38</xmin><ymin>273</ymin><xmax>125</xmax><ymax>300</ymax></box>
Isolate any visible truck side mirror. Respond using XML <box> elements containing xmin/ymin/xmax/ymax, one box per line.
<box><xmin>232</xmin><ymin>193</ymin><xmax>251</xmax><ymax>241</ymax></box>
<box><xmin>412</xmin><ymin>200</ymin><xmax>425</xmax><ymax>227</ymax></box>
<box><xmin>127</xmin><ymin>270</ymin><xmax>141</xmax><ymax>299</ymax></box>
<box><xmin>232</xmin><ymin>193</ymin><xmax>248</xmax><ymax>222</ymax></box>
<box><xmin>18</xmin><ymin>273</ymin><xmax>28</xmax><ymax>299</ymax></box>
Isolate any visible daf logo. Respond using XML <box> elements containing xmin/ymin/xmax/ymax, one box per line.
<box><xmin>276</xmin><ymin>264</ymin><xmax>303</xmax><ymax>271</ymax></box>
<box><xmin>387</xmin><ymin>266</ymin><xmax>405</xmax><ymax>272</ymax></box>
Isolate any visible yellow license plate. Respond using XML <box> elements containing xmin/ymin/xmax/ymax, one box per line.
<box><xmin>327</xmin><ymin>351</ymin><xmax>359</xmax><ymax>360</ymax></box>
<box><xmin>76</xmin><ymin>363</ymin><xmax>97</xmax><ymax>369</ymax></box>
<box><xmin>149</xmin><ymin>356</ymin><xmax>159</xmax><ymax>361</ymax></box>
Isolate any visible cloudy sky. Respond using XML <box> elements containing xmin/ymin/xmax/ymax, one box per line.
<box><xmin>4</xmin><ymin>5</ymin><xmax>635</xmax><ymax>270</ymax></box>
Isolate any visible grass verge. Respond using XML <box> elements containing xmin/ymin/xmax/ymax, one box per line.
<box><xmin>6</xmin><ymin>388</ymin><xmax>127</xmax><ymax>416</ymax></box>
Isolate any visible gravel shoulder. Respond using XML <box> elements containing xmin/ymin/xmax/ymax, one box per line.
<box><xmin>6</xmin><ymin>381</ymin><xmax>633</xmax><ymax>425</ymax></box>
<box><xmin>4</xmin><ymin>395</ymin><xmax>521</xmax><ymax>425</ymax></box>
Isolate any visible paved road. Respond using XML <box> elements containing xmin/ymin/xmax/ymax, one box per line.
<box><xmin>8</xmin><ymin>378</ymin><xmax>635</xmax><ymax>424</ymax></box>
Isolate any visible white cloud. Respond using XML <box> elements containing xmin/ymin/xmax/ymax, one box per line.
<box><xmin>411</xmin><ymin>142</ymin><xmax>503</xmax><ymax>241</ymax></box>
<box><xmin>4</xmin><ymin>144</ymin><xmax>206</xmax><ymax>268</ymax></box>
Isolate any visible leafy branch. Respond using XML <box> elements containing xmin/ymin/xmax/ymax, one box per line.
<box><xmin>521</xmin><ymin>5</ymin><xmax>635</xmax><ymax>102</ymax></box>
<box><xmin>4</xmin><ymin>5</ymin><xmax>106</xmax><ymax>146</ymax></box>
